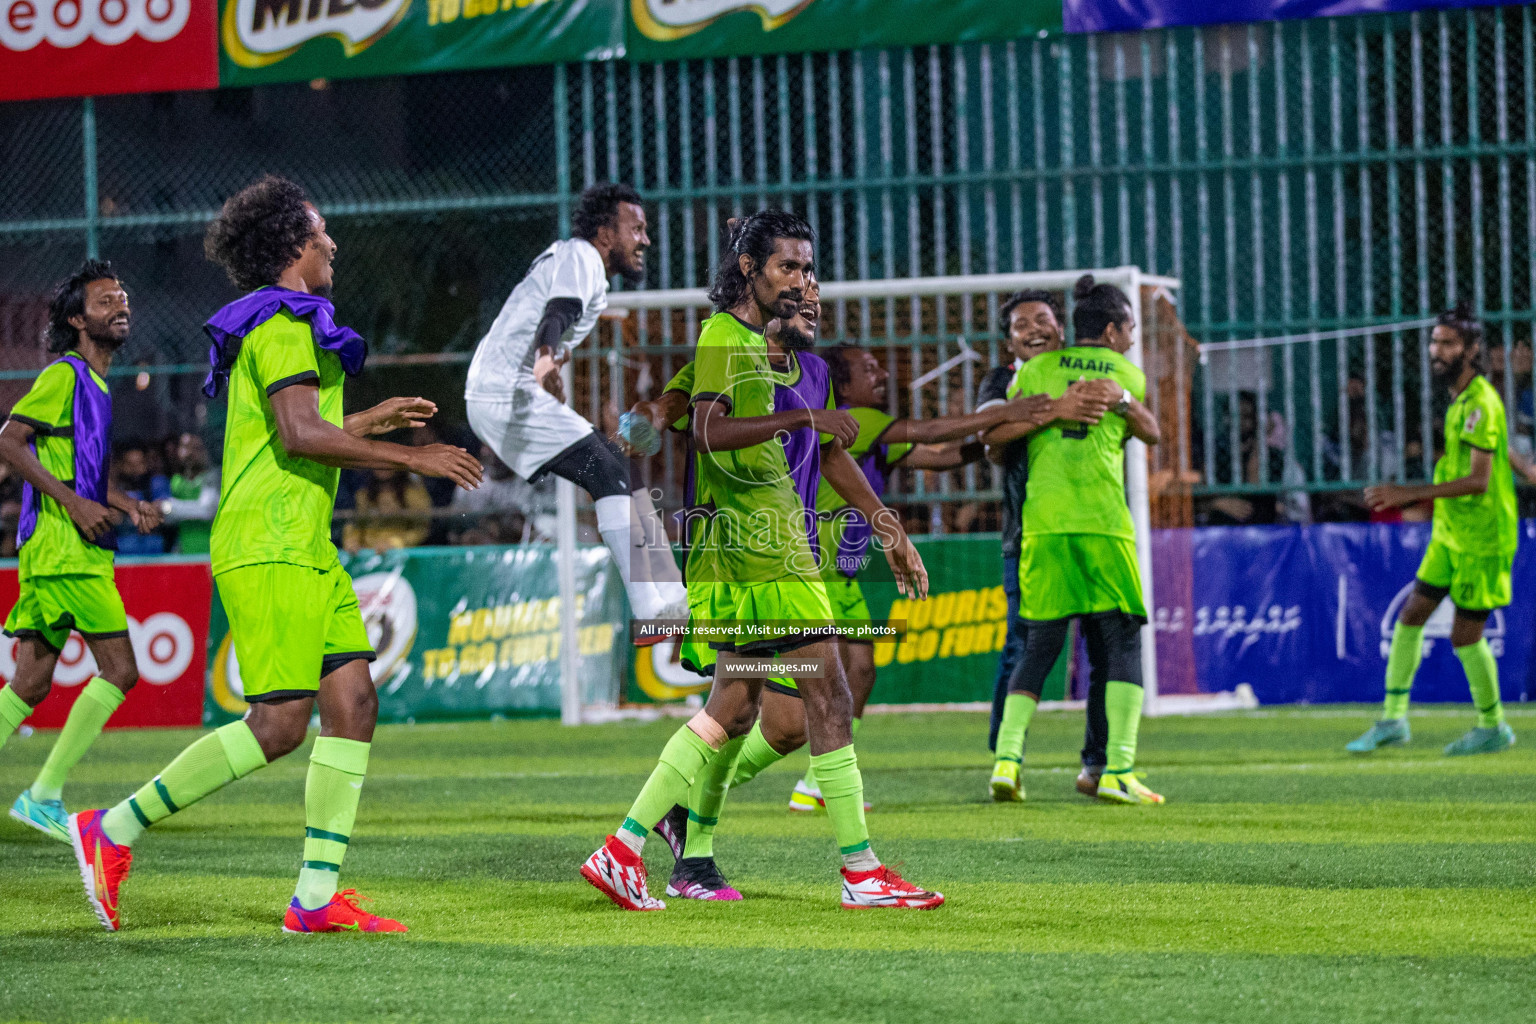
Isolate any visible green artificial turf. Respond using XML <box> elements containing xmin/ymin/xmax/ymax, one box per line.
<box><xmin>1</xmin><ymin>706</ymin><xmax>1533</xmax><ymax>1023</ymax></box>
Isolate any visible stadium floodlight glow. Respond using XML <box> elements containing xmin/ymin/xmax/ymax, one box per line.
<box><xmin>572</xmin><ymin>267</ymin><xmax>1182</xmax><ymax>722</ymax></box>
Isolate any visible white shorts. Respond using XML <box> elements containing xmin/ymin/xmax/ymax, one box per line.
<box><xmin>466</xmin><ymin>388</ymin><xmax>595</xmax><ymax>482</ymax></box>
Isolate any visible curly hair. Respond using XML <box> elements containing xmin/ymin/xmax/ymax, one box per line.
<box><xmin>45</xmin><ymin>258</ymin><xmax>120</xmax><ymax>353</ymax></box>
<box><xmin>998</xmin><ymin>288</ymin><xmax>1064</xmax><ymax>335</ymax></box>
<box><xmin>571</xmin><ymin>182</ymin><xmax>644</xmax><ymax>241</ymax></box>
<box><xmin>708</xmin><ymin>209</ymin><xmax>816</xmax><ymax>313</ymax></box>
<box><xmin>204</xmin><ymin>175</ymin><xmax>315</xmax><ymax>292</ymax></box>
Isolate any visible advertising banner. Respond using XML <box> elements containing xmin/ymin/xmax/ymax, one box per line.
<box><xmin>217</xmin><ymin>0</ymin><xmax>622</xmax><ymax>88</ymax></box>
<box><xmin>0</xmin><ymin>0</ymin><xmax>219</xmax><ymax>102</ymax></box>
<box><xmin>625</xmin><ymin>0</ymin><xmax>1062</xmax><ymax>62</ymax></box>
<box><xmin>205</xmin><ymin>543</ymin><xmax>625</xmax><ymax>724</ymax></box>
<box><xmin>1161</xmin><ymin>522</ymin><xmax>1536</xmax><ymax>705</ymax></box>
<box><xmin>1064</xmin><ymin>0</ymin><xmax>1496</xmax><ymax>34</ymax></box>
<box><xmin>0</xmin><ymin>558</ymin><xmax>211</xmax><ymax>729</ymax></box>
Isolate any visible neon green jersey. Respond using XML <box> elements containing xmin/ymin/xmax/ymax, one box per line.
<box><xmin>663</xmin><ymin>363</ymin><xmax>693</xmax><ymax>431</ymax></box>
<box><xmin>6</xmin><ymin>358</ymin><xmax>114</xmax><ymax>580</ymax></box>
<box><xmin>813</xmin><ymin>407</ymin><xmax>913</xmax><ymax>578</ymax></box>
<box><xmin>1008</xmin><ymin>345</ymin><xmax>1146</xmax><ymax>540</ymax></box>
<box><xmin>211</xmin><ymin>311</ymin><xmax>346</xmax><ymax>576</ymax></box>
<box><xmin>686</xmin><ymin>312</ymin><xmax>819</xmax><ymax>584</ymax></box>
<box><xmin>1431</xmin><ymin>375</ymin><xmax>1517</xmax><ymax>559</ymax></box>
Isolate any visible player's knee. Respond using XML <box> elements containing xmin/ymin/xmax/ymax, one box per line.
<box><xmin>249</xmin><ymin>715</ymin><xmax>307</xmax><ymax>761</ymax></box>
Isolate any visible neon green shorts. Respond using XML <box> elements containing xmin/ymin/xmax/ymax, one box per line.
<box><xmin>1416</xmin><ymin>538</ymin><xmax>1513</xmax><ymax>612</ymax></box>
<box><xmin>1018</xmin><ymin>533</ymin><xmax>1146</xmax><ymax>622</ymax></box>
<box><xmin>216</xmin><ymin>562</ymin><xmax>374</xmax><ymax>703</ymax></box>
<box><xmin>678</xmin><ymin>638</ymin><xmax>802</xmax><ymax>697</ymax></box>
<box><xmin>686</xmin><ymin>576</ymin><xmax>832</xmax><ymax>660</ymax></box>
<box><xmin>3</xmin><ymin>573</ymin><xmax>128</xmax><ymax>651</ymax></box>
<box><xmin>822</xmin><ymin>572</ymin><xmax>872</xmax><ymax>630</ymax></box>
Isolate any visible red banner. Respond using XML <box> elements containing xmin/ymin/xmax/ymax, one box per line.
<box><xmin>0</xmin><ymin>559</ymin><xmax>211</xmax><ymax>729</ymax></box>
<box><xmin>0</xmin><ymin>0</ymin><xmax>218</xmax><ymax>102</ymax></box>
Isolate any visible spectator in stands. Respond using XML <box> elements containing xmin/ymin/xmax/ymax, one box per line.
<box><xmin>449</xmin><ymin>443</ymin><xmax>541</xmax><ymax>544</ymax></box>
<box><xmin>0</xmin><ymin>464</ymin><xmax>19</xmax><ymax>557</ymax></box>
<box><xmin>113</xmin><ymin>444</ymin><xmax>170</xmax><ymax>554</ymax></box>
<box><xmin>159</xmin><ymin>433</ymin><xmax>218</xmax><ymax>554</ymax></box>
<box><xmin>342</xmin><ymin>468</ymin><xmax>432</xmax><ymax>553</ymax></box>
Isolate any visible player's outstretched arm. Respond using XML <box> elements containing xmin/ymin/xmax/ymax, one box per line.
<box><xmin>1509</xmin><ymin>446</ymin><xmax>1536</xmax><ymax>486</ymax></box>
<box><xmin>900</xmin><ymin>440</ymin><xmax>986</xmax><ymax>471</ymax></box>
<box><xmin>883</xmin><ymin>398</ymin><xmax>1045</xmax><ymax>446</ymax></box>
<box><xmin>270</xmin><ymin>383</ymin><xmax>483</xmax><ymax>490</ymax></box>
<box><xmin>1120</xmin><ymin>394</ymin><xmax>1160</xmax><ymax>445</ymax></box>
<box><xmin>344</xmin><ymin>396</ymin><xmax>438</xmax><ymax>437</ymax></box>
<box><xmin>692</xmin><ymin>399</ymin><xmax>857</xmax><ymax>452</ymax></box>
<box><xmin>821</xmin><ymin>446</ymin><xmax>928</xmax><ymax>600</ymax></box>
<box><xmin>0</xmin><ymin>420</ymin><xmax>114</xmax><ymax>540</ymax></box>
<box><xmin>1366</xmin><ymin>446</ymin><xmax>1492</xmax><ymax>510</ymax></box>
<box><xmin>617</xmin><ymin>390</ymin><xmax>690</xmax><ymax>458</ymax></box>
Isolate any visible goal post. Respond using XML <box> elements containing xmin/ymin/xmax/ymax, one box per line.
<box><xmin>570</xmin><ymin>267</ymin><xmax>1181</xmax><ymax>722</ymax></box>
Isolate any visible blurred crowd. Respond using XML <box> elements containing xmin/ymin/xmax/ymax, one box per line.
<box><xmin>0</xmin><ymin>421</ymin><xmax>561</xmax><ymax>558</ymax></box>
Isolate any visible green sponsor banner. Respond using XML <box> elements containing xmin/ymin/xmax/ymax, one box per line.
<box><xmin>205</xmin><ymin>544</ymin><xmax>626</xmax><ymax>723</ymax></box>
<box><xmin>218</xmin><ymin>0</ymin><xmax>1061</xmax><ymax>89</ymax></box>
<box><xmin>218</xmin><ymin>0</ymin><xmax>623</xmax><ymax>88</ymax></box>
<box><xmin>626</xmin><ymin>535</ymin><xmax>1068</xmax><ymax>705</ymax></box>
<box><xmin>624</xmin><ymin>0</ymin><xmax>1063</xmax><ymax>62</ymax></box>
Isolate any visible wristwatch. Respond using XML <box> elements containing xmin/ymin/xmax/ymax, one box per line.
<box><xmin>1112</xmin><ymin>388</ymin><xmax>1133</xmax><ymax>416</ymax></box>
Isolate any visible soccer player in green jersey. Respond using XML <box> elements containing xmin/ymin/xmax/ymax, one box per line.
<box><xmin>582</xmin><ymin>210</ymin><xmax>943</xmax><ymax>910</ymax></box>
<box><xmin>67</xmin><ymin>175</ymin><xmax>483</xmax><ymax>932</ymax></box>
<box><xmin>991</xmin><ymin>274</ymin><xmax>1165</xmax><ymax>805</ymax></box>
<box><xmin>0</xmin><ymin>260</ymin><xmax>164</xmax><ymax>842</ymax></box>
<box><xmin>1349</xmin><ymin>305</ymin><xmax>1518</xmax><ymax>757</ymax></box>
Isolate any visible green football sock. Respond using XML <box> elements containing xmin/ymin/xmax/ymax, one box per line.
<box><xmin>1105</xmin><ymin>681</ymin><xmax>1145</xmax><ymax>774</ymax></box>
<box><xmin>1383</xmin><ymin>622</ymin><xmax>1424</xmax><ymax>720</ymax></box>
<box><xmin>994</xmin><ymin>692</ymin><xmax>1038</xmax><ymax>765</ymax></box>
<box><xmin>726</xmin><ymin>722</ymin><xmax>786</xmax><ymax>790</ymax></box>
<box><xmin>295</xmin><ymin>736</ymin><xmax>370</xmax><ymax>911</ymax></box>
<box><xmin>100</xmin><ymin>722</ymin><xmax>267</xmax><ymax>847</ymax></box>
<box><xmin>682</xmin><ymin>735</ymin><xmax>744</xmax><ymax>860</ymax></box>
<box><xmin>0</xmin><ymin>686</ymin><xmax>31</xmax><ymax>751</ymax></box>
<box><xmin>1455</xmin><ymin>640</ymin><xmax>1505</xmax><ymax>729</ymax></box>
<box><xmin>30</xmin><ymin>678</ymin><xmax>125</xmax><ymax>802</ymax></box>
<box><xmin>811</xmin><ymin>745</ymin><xmax>877</xmax><ymax>870</ymax></box>
<box><xmin>800</xmin><ymin>758</ymin><xmax>817</xmax><ymax>793</ymax></box>
<box><xmin>618</xmin><ymin>724</ymin><xmax>717</xmax><ymax>853</ymax></box>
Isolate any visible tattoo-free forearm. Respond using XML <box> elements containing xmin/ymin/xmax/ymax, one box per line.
<box><xmin>0</xmin><ymin>426</ymin><xmax>79</xmax><ymax>508</ymax></box>
<box><xmin>692</xmin><ymin>402</ymin><xmax>811</xmax><ymax>452</ymax></box>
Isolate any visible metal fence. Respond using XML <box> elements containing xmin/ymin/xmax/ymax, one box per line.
<box><xmin>1</xmin><ymin>8</ymin><xmax>1532</xmax><ymax>508</ymax></box>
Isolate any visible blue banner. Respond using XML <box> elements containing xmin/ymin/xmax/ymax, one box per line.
<box><xmin>1065</xmin><ymin>0</ymin><xmax>1495</xmax><ymax>33</ymax></box>
<box><xmin>1154</xmin><ymin>522</ymin><xmax>1536</xmax><ymax>705</ymax></box>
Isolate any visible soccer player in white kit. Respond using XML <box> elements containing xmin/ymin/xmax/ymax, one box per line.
<box><xmin>465</xmin><ymin>183</ymin><xmax>686</xmax><ymax>629</ymax></box>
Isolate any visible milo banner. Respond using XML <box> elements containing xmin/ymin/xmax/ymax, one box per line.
<box><xmin>215</xmin><ymin>0</ymin><xmax>1062</xmax><ymax>88</ymax></box>
<box><xmin>623</xmin><ymin>0</ymin><xmax>1062</xmax><ymax>62</ymax></box>
<box><xmin>217</xmin><ymin>0</ymin><xmax>622</xmax><ymax>87</ymax></box>
<box><xmin>205</xmin><ymin>544</ymin><xmax>626</xmax><ymax>724</ymax></box>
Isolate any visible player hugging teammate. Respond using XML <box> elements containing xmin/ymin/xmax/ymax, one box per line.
<box><xmin>989</xmin><ymin>275</ymin><xmax>1166</xmax><ymax>805</ymax></box>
